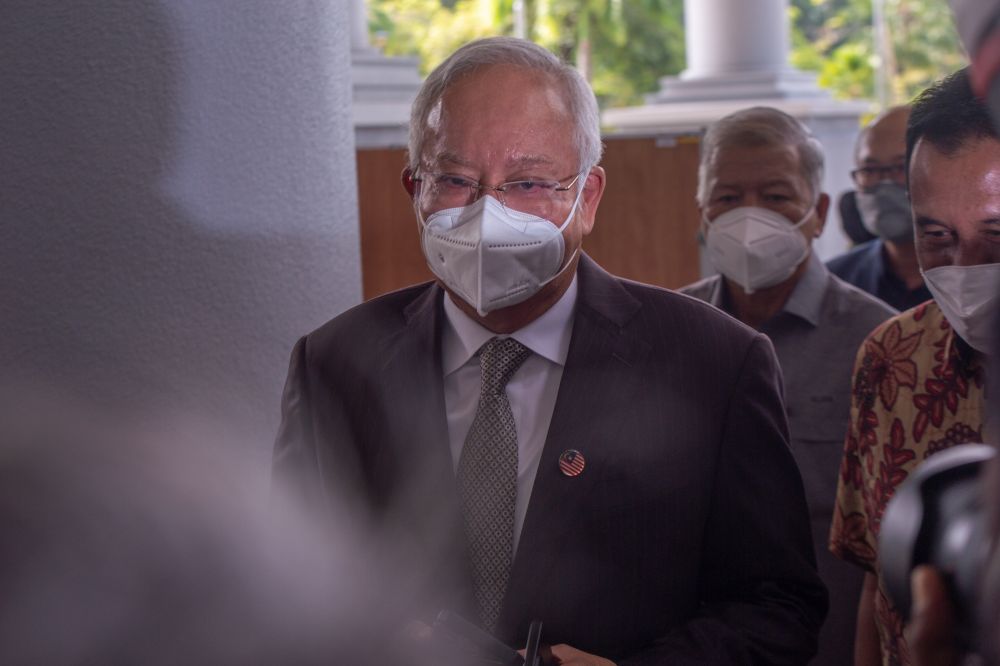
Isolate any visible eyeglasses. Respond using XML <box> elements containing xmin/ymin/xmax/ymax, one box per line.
<box><xmin>413</xmin><ymin>169</ymin><xmax>582</xmax><ymax>212</ymax></box>
<box><xmin>851</xmin><ymin>163</ymin><xmax>907</xmax><ymax>188</ymax></box>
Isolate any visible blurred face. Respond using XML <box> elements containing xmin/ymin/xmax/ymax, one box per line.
<box><xmin>853</xmin><ymin>109</ymin><xmax>909</xmax><ymax>192</ymax></box>
<box><xmin>909</xmin><ymin>136</ymin><xmax>1000</xmax><ymax>270</ymax></box>
<box><xmin>410</xmin><ymin>64</ymin><xmax>604</xmax><ymax>265</ymax></box>
<box><xmin>701</xmin><ymin>143</ymin><xmax>827</xmax><ymax>242</ymax></box>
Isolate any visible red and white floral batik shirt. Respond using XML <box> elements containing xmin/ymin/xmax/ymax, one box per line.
<box><xmin>829</xmin><ymin>300</ymin><xmax>986</xmax><ymax>666</ymax></box>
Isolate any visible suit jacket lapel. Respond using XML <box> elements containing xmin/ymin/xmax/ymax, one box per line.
<box><xmin>373</xmin><ymin>283</ymin><xmax>452</xmax><ymax>489</ymax></box>
<box><xmin>500</xmin><ymin>256</ymin><xmax>651</xmax><ymax>635</ymax></box>
<box><xmin>373</xmin><ymin>284</ymin><xmax>476</xmax><ymax>619</ymax></box>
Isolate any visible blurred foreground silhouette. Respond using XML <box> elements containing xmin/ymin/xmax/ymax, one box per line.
<box><xmin>0</xmin><ymin>398</ymin><xmax>405</xmax><ymax>665</ymax></box>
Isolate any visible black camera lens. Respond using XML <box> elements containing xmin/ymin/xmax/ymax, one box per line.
<box><xmin>880</xmin><ymin>443</ymin><xmax>995</xmax><ymax>650</ymax></box>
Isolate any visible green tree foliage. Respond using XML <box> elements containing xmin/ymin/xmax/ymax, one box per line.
<box><xmin>369</xmin><ymin>0</ymin><xmax>685</xmax><ymax>108</ymax></box>
<box><xmin>789</xmin><ymin>0</ymin><xmax>966</xmax><ymax>104</ymax></box>
<box><xmin>368</xmin><ymin>0</ymin><xmax>967</xmax><ymax>109</ymax></box>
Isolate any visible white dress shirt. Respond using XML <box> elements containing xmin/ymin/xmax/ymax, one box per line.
<box><xmin>441</xmin><ymin>276</ymin><xmax>577</xmax><ymax>554</ymax></box>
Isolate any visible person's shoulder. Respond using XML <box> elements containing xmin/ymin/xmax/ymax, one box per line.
<box><xmin>610</xmin><ymin>273</ymin><xmax>761</xmax><ymax>346</ymax></box>
<box><xmin>858</xmin><ymin>298</ymin><xmax>940</xmax><ymax>351</ymax></box>
<box><xmin>826</xmin><ymin>272</ymin><xmax>898</xmax><ymax>323</ymax></box>
<box><xmin>305</xmin><ymin>281</ymin><xmax>438</xmax><ymax>351</ymax></box>
<box><xmin>826</xmin><ymin>239</ymin><xmax>880</xmax><ymax>276</ymax></box>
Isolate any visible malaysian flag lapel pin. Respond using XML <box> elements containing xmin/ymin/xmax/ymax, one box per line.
<box><xmin>558</xmin><ymin>449</ymin><xmax>585</xmax><ymax>477</ymax></box>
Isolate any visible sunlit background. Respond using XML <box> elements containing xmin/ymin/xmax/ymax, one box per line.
<box><xmin>369</xmin><ymin>0</ymin><xmax>966</xmax><ymax>110</ymax></box>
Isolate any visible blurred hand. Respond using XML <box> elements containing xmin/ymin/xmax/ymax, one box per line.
<box><xmin>537</xmin><ymin>643</ymin><xmax>616</xmax><ymax>666</ymax></box>
<box><xmin>905</xmin><ymin>565</ymin><xmax>961</xmax><ymax>666</ymax></box>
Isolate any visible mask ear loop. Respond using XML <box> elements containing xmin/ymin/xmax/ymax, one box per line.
<box><xmin>792</xmin><ymin>192</ymin><xmax>823</xmax><ymax>231</ymax></box>
<box><xmin>536</xmin><ymin>170</ymin><xmax>589</xmax><ymax>292</ymax></box>
<box><xmin>555</xmin><ymin>171</ymin><xmax>588</xmax><ymax>232</ymax></box>
<box><xmin>497</xmin><ymin>169</ymin><xmax>589</xmax><ymax>299</ymax></box>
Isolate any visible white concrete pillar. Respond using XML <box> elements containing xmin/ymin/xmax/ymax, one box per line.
<box><xmin>351</xmin><ymin>0</ymin><xmax>372</xmax><ymax>52</ymax></box>
<box><xmin>683</xmin><ymin>0</ymin><xmax>790</xmax><ymax>79</ymax></box>
<box><xmin>0</xmin><ymin>0</ymin><xmax>361</xmax><ymax>462</ymax></box>
<box><xmin>647</xmin><ymin>0</ymin><xmax>822</xmax><ymax>102</ymax></box>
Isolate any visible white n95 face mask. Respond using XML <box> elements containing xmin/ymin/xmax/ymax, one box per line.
<box><xmin>703</xmin><ymin>206</ymin><xmax>812</xmax><ymax>294</ymax></box>
<box><xmin>856</xmin><ymin>182</ymin><xmax>914</xmax><ymax>243</ymax></box>
<box><xmin>419</xmin><ymin>185</ymin><xmax>584</xmax><ymax>316</ymax></box>
<box><xmin>921</xmin><ymin>262</ymin><xmax>1000</xmax><ymax>355</ymax></box>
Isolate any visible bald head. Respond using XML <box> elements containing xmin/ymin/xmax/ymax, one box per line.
<box><xmin>852</xmin><ymin>105</ymin><xmax>911</xmax><ymax>191</ymax></box>
<box><xmin>856</xmin><ymin>106</ymin><xmax>911</xmax><ymax>165</ymax></box>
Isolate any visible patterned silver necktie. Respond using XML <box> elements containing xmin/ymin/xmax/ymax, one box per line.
<box><xmin>457</xmin><ymin>336</ymin><xmax>532</xmax><ymax>632</ymax></box>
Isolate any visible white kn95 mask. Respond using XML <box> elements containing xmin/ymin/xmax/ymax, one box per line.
<box><xmin>703</xmin><ymin>206</ymin><xmax>812</xmax><ymax>294</ymax></box>
<box><xmin>419</xmin><ymin>185</ymin><xmax>584</xmax><ymax>316</ymax></box>
<box><xmin>921</xmin><ymin>262</ymin><xmax>1000</xmax><ymax>355</ymax></box>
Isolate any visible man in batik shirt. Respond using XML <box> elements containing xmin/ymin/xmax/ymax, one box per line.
<box><xmin>829</xmin><ymin>67</ymin><xmax>1000</xmax><ymax>666</ymax></box>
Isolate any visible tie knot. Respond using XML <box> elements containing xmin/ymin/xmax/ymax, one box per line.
<box><xmin>479</xmin><ymin>337</ymin><xmax>531</xmax><ymax>394</ymax></box>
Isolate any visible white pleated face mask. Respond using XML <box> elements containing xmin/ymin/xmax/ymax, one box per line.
<box><xmin>419</xmin><ymin>183</ymin><xmax>584</xmax><ymax>316</ymax></box>
<box><xmin>856</xmin><ymin>182</ymin><xmax>914</xmax><ymax>243</ymax></box>
<box><xmin>703</xmin><ymin>206</ymin><xmax>812</xmax><ymax>294</ymax></box>
<box><xmin>921</xmin><ymin>262</ymin><xmax>1000</xmax><ymax>355</ymax></box>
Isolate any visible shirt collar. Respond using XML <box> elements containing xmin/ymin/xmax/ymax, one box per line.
<box><xmin>707</xmin><ymin>252</ymin><xmax>827</xmax><ymax>327</ymax></box>
<box><xmin>781</xmin><ymin>252</ymin><xmax>828</xmax><ymax>327</ymax></box>
<box><xmin>441</xmin><ymin>274</ymin><xmax>578</xmax><ymax>376</ymax></box>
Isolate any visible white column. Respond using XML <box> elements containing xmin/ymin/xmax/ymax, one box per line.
<box><xmin>351</xmin><ymin>0</ymin><xmax>372</xmax><ymax>52</ymax></box>
<box><xmin>683</xmin><ymin>0</ymin><xmax>790</xmax><ymax>79</ymax></box>
<box><xmin>647</xmin><ymin>0</ymin><xmax>821</xmax><ymax>102</ymax></box>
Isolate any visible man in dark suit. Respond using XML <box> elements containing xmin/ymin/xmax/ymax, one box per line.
<box><xmin>273</xmin><ymin>36</ymin><xmax>826</xmax><ymax>665</ymax></box>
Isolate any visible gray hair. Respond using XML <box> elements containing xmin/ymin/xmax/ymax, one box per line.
<box><xmin>407</xmin><ymin>36</ymin><xmax>604</xmax><ymax>173</ymax></box>
<box><xmin>696</xmin><ymin>107</ymin><xmax>825</xmax><ymax>205</ymax></box>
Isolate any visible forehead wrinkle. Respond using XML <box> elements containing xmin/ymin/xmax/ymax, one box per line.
<box><xmin>760</xmin><ymin>178</ymin><xmax>799</xmax><ymax>189</ymax></box>
<box><xmin>505</xmin><ymin>154</ymin><xmax>561</xmax><ymax>174</ymax></box>
<box><xmin>863</xmin><ymin>153</ymin><xmax>906</xmax><ymax>165</ymax></box>
<box><xmin>711</xmin><ymin>176</ymin><xmax>799</xmax><ymax>190</ymax></box>
<box><xmin>435</xmin><ymin>151</ymin><xmax>475</xmax><ymax>169</ymax></box>
<box><xmin>427</xmin><ymin>150</ymin><xmax>560</xmax><ymax>174</ymax></box>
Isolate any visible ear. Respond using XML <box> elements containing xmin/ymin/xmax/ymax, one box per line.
<box><xmin>401</xmin><ymin>167</ymin><xmax>417</xmax><ymax>200</ymax></box>
<box><xmin>813</xmin><ymin>192</ymin><xmax>830</xmax><ymax>238</ymax></box>
<box><xmin>577</xmin><ymin>166</ymin><xmax>606</xmax><ymax>236</ymax></box>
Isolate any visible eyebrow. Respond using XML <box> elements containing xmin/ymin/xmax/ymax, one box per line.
<box><xmin>507</xmin><ymin>154</ymin><xmax>557</xmax><ymax>169</ymax></box>
<box><xmin>436</xmin><ymin>152</ymin><xmax>475</xmax><ymax>169</ymax></box>
<box><xmin>915</xmin><ymin>216</ymin><xmax>1000</xmax><ymax>227</ymax></box>
<box><xmin>713</xmin><ymin>179</ymin><xmax>796</xmax><ymax>190</ymax></box>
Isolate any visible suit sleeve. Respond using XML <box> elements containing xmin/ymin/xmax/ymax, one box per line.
<box><xmin>622</xmin><ymin>333</ymin><xmax>828</xmax><ymax>665</ymax></box>
<box><xmin>272</xmin><ymin>337</ymin><xmax>323</xmax><ymax>513</ymax></box>
<box><xmin>271</xmin><ymin>335</ymin><xmax>367</xmax><ymax>528</ymax></box>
